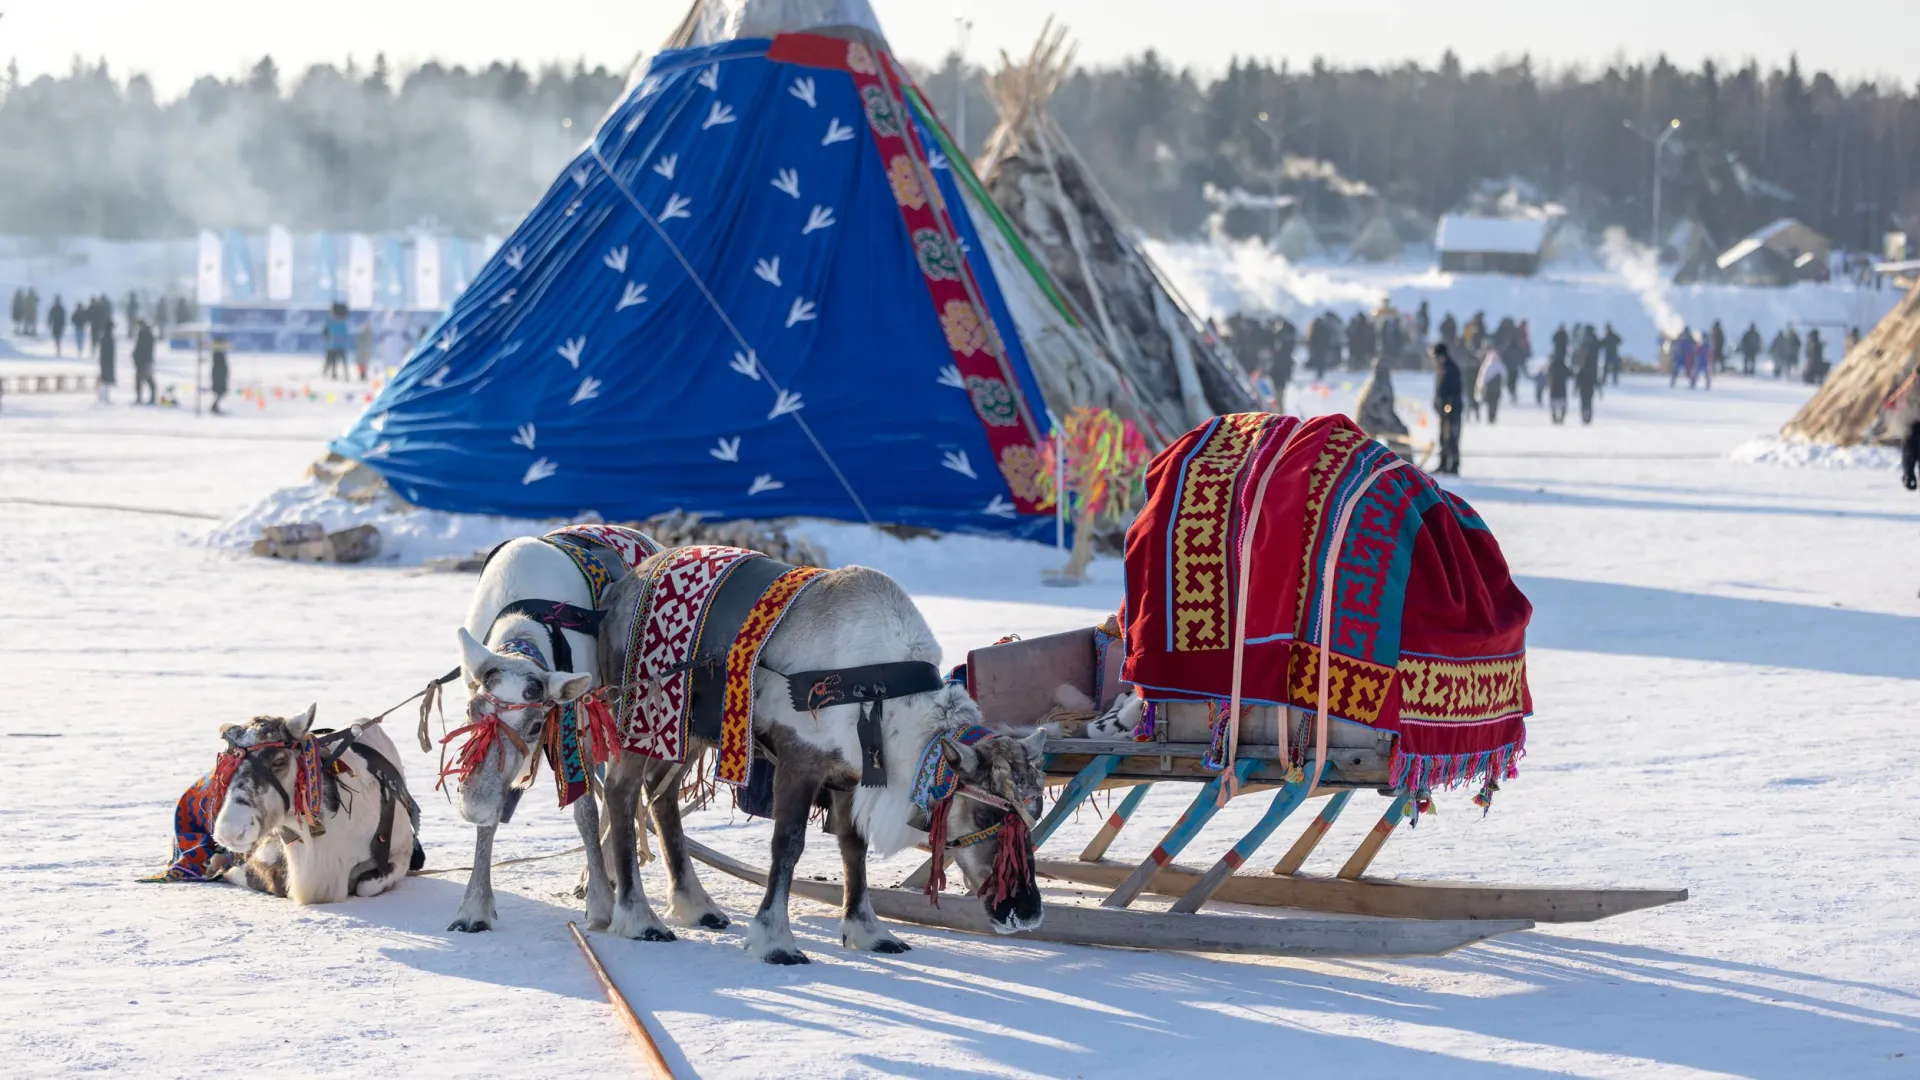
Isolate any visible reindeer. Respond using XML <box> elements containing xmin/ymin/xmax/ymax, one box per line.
<box><xmin>212</xmin><ymin>705</ymin><xmax>420</xmax><ymax>904</ymax></box>
<box><xmin>443</xmin><ymin>535</ymin><xmax>606</xmax><ymax>933</ymax></box>
<box><xmin>594</xmin><ymin>564</ymin><xmax>1049</xmax><ymax>964</ymax></box>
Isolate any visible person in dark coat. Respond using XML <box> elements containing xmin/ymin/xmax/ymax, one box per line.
<box><xmin>1545</xmin><ymin>325</ymin><xmax>1569</xmax><ymax>404</ymax></box>
<box><xmin>155</xmin><ymin>296</ymin><xmax>171</xmax><ymax>341</ymax></box>
<box><xmin>131</xmin><ymin>320</ymin><xmax>157</xmax><ymax>405</ymax></box>
<box><xmin>1505</xmin><ymin>320</ymin><xmax>1528</xmax><ymax>402</ymax></box>
<box><xmin>125</xmin><ymin>291</ymin><xmax>141</xmax><ymax>338</ymax></box>
<box><xmin>209</xmin><ymin>336</ymin><xmax>231</xmax><ymax>414</ymax></box>
<box><xmin>1346</xmin><ymin>311</ymin><xmax>1374</xmax><ymax>371</ymax></box>
<box><xmin>47</xmin><ymin>296</ymin><xmax>66</xmax><ymax>357</ymax></box>
<box><xmin>8</xmin><ymin>288</ymin><xmax>19</xmax><ymax>335</ymax></box>
<box><xmin>1415</xmin><ymin>300</ymin><xmax>1431</xmax><ymax>346</ymax></box>
<box><xmin>1783</xmin><ymin>326</ymin><xmax>1802</xmax><ymax>380</ymax></box>
<box><xmin>1739</xmin><ymin>323</ymin><xmax>1763</xmax><ymax>375</ymax></box>
<box><xmin>1804</xmin><ymin>329</ymin><xmax>1827</xmax><ymax>384</ymax></box>
<box><xmin>1709</xmin><ymin>321</ymin><xmax>1727</xmax><ymax>373</ymax></box>
<box><xmin>95</xmin><ymin>319</ymin><xmax>117</xmax><ymax>403</ymax></box>
<box><xmin>1575</xmin><ymin>329</ymin><xmax>1600</xmax><ymax>424</ymax></box>
<box><xmin>1548</xmin><ymin>342</ymin><xmax>1572</xmax><ymax>423</ymax></box>
<box><xmin>174</xmin><ymin>296</ymin><xmax>192</xmax><ymax>325</ymax></box>
<box><xmin>1432</xmin><ymin>343</ymin><xmax>1463</xmax><ymax>475</ymax></box>
<box><xmin>1600</xmin><ymin>323</ymin><xmax>1623</xmax><ymax>386</ymax></box>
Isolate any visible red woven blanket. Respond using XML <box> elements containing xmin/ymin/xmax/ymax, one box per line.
<box><xmin>1121</xmin><ymin>413</ymin><xmax>1533</xmax><ymax>792</ymax></box>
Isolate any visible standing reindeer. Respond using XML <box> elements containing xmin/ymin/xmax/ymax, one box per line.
<box><xmin>594</xmin><ymin>561</ymin><xmax>1049</xmax><ymax>964</ymax></box>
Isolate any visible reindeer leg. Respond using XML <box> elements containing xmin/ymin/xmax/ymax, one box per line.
<box><xmin>831</xmin><ymin>788</ymin><xmax>907</xmax><ymax>954</ymax></box>
<box><xmin>603</xmin><ymin>756</ymin><xmax>674</xmax><ymax>942</ymax></box>
<box><xmin>572</xmin><ymin>794</ymin><xmax>613</xmax><ymax>930</ymax></box>
<box><xmin>242</xmin><ymin>837</ymin><xmax>288</xmax><ymax>898</ymax></box>
<box><xmin>744</xmin><ymin>761</ymin><xmax>817</xmax><ymax>965</ymax></box>
<box><xmin>649</xmin><ymin>763</ymin><xmax>728</xmax><ymax>930</ymax></box>
<box><xmin>448</xmin><ymin>825</ymin><xmax>498</xmax><ymax>932</ymax></box>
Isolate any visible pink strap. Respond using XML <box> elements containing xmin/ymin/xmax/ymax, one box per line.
<box><xmin>1308</xmin><ymin>459</ymin><xmax>1408</xmax><ymax>797</ymax></box>
<box><xmin>1218</xmin><ymin>422</ymin><xmax>1305</xmax><ymax>805</ymax></box>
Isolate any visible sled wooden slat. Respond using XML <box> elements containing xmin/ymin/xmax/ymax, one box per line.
<box><xmin>680</xmin><ymin>836</ymin><xmax>1532</xmax><ymax>958</ymax></box>
<box><xmin>1273</xmin><ymin>790</ymin><xmax>1353</xmax><ymax>874</ymax></box>
<box><xmin>1043</xmin><ymin>738</ymin><xmax>1391</xmax><ymax>789</ymax></box>
<box><xmin>1036</xmin><ymin>858</ymin><xmax>1687</xmax><ymax>923</ymax></box>
<box><xmin>1338</xmin><ymin>795</ymin><xmax>1410</xmax><ymax>879</ymax></box>
<box><xmin>1102</xmin><ymin>758</ymin><xmax>1260</xmax><ymax>909</ymax></box>
<box><xmin>1169</xmin><ymin>775</ymin><xmax>1317</xmax><ymax>914</ymax></box>
<box><xmin>1032</xmin><ymin>753</ymin><xmax>1123</xmax><ymax>847</ymax></box>
<box><xmin>1080</xmin><ymin>782</ymin><xmax>1152</xmax><ymax>862</ymax></box>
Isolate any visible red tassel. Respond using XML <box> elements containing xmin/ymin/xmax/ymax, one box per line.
<box><xmin>582</xmin><ymin>694</ymin><xmax>622</xmax><ymax>764</ymax></box>
<box><xmin>983</xmin><ymin>813</ymin><xmax>1034</xmax><ymax>909</ymax></box>
<box><xmin>923</xmin><ymin>796</ymin><xmax>951</xmax><ymax>906</ymax></box>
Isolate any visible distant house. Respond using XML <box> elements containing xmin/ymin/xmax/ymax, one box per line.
<box><xmin>1711</xmin><ymin>219</ymin><xmax>1834</xmax><ymax>286</ymax></box>
<box><xmin>1435</xmin><ymin>215</ymin><xmax>1548</xmax><ymax>275</ymax></box>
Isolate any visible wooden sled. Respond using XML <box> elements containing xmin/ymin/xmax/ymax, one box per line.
<box><xmin>968</xmin><ymin>628</ymin><xmax>1687</xmax><ymax>927</ymax></box>
<box><xmin>680</xmin><ymin>834</ymin><xmax>1529</xmax><ymax>959</ymax></box>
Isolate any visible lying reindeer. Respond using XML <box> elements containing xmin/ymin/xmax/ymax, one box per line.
<box><xmin>592</xmin><ymin>560</ymin><xmax>1049</xmax><ymax>964</ymax></box>
<box><xmin>211</xmin><ymin>705</ymin><xmax>421</xmax><ymax>904</ymax></box>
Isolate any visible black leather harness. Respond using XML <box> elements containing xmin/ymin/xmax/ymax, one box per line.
<box><xmin>783</xmin><ymin>660</ymin><xmax>945</xmax><ymax>787</ymax></box>
<box><xmin>313</xmin><ymin>728</ymin><xmax>424</xmax><ymax>891</ymax></box>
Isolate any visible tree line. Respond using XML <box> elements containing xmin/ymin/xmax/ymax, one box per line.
<box><xmin>3</xmin><ymin>50</ymin><xmax>1916</xmax><ymax>251</ymax></box>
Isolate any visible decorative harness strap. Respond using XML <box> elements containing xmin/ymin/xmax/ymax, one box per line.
<box><xmin>489</xmin><ymin>599</ymin><xmax>603</xmax><ymax>675</ymax></box>
<box><xmin>784</xmin><ymin>660</ymin><xmax>945</xmax><ymax>787</ymax></box>
<box><xmin>903</xmin><ymin>723</ymin><xmax>1035</xmax><ymax>907</ymax></box>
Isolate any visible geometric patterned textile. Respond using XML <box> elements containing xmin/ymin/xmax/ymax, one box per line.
<box><xmin>1121</xmin><ymin>413</ymin><xmax>1533</xmax><ymax>792</ymax></box>
<box><xmin>618</xmin><ymin>546</ymin><xmax>757</xmax><ymax>773</ymax></box>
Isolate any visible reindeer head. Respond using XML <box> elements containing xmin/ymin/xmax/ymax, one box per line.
<box><xmin>932</xmin><ymin>717</ymin><xmax>1048</xmax><ymax>935</ymax></box>
<box><xmin>449</xmin><ymin>627</ymin><xmax>590</xmax><ymax>827</ymax></box>
<box><xmin>211</xmin><ymin>704</ymin><xmax>318</xmax><ymax>853</ymax></box>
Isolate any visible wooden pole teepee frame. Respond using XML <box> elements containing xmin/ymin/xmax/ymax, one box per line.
<box><xmin>1782</xmin><ymin>278</ymin><xmax>1920</xmax><ymax>445</ymax></box>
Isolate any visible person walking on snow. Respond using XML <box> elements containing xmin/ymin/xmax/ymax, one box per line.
<box><xmin>47</xmin><ymin>296</ymin><xmax>66</xmax><ymax>357</ymax></box>
<box><xmin>1476</xmin><ymin>345</ymin><xmax>1507</xmax><ymax>424</ymax></box>
<box><xmin>1548</xmin><ymin>344</ymin><xmax>1571</xmax><ymax>423</ymax></box>
<box><xmin>1739</xmin><ymin>323</ymin><xmax>1762</xmax><ymax>375</ymax></box>
<box><xmin>131</xmin><ymin>320</ymin><xmax>157</xmax><ymax>405</ymax></box>
<box><xmin>1432</xmin><ymin>343</ymin><xmax>1463</xmax><ymax>475</ymax></box>
<box><xmin>1575</xmin><ymin>335</ymin><xmax>1599</xmax><ymax>423</ymax></box>
<box><xmin>95</xmin><ymin>317</ymin><xmax>116</xmax><ymax>403</ymax></box>
<box><xmin>209</xmin><ymin>336</ymin><xmax>231</xmax><ymax>414</ymax></box>
<box><xmin>1886</xmin><ymin>370</ymin><xmax>1920</xmax><ymax>492</ymax></box>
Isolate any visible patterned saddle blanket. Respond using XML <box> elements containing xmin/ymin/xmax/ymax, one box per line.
<box><xmin>1121</xmin><ymin>413</ymin><xmax>1533</xmax><ymax>794</ymax></box>
<box><xmin>616</xmin><ymin>546</ymin><xmax>826</xmax><ymax>788</ymax></box>
<box><xmin>539</xmin><ymin>524</ymin><xmax>662</xmax><ymax>604</ymax></box>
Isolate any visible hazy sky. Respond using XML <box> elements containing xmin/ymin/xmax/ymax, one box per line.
<box><xmin>3</xmin><ymin>1</ymin><xmax>1916</xmax><ymax>97</ymax></box>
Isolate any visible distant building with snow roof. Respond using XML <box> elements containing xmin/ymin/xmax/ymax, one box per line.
<box><xmin>1434</xmin><ymin>215</ymin><xmax>1548</xmax><ymax>276</ymax></box>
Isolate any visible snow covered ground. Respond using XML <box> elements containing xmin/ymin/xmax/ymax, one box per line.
<box><xmin>4</xmin><ymin>334</ymin><xmax>1919</xmax><ymax>1077</ymax></box>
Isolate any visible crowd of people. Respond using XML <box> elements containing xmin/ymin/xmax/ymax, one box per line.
<box><xmin>9</xmin><ymin>288</ymin><xmax>200</xmax><ymax>405</ymax></box>
<box><xmin>1664</xmin><ymin>319</ymin><xmax>1851</xmax><ymax>388</ymax></box>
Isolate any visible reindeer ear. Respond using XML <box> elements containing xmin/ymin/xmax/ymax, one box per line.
<box><xmin>940</xmin><ymin>735</ymin><xmax>981</xmax><ymax>773</ymax></box>
<box><xmin>548</xmin><ymin>672</ymin><xmax>592</xmax><ymax>703</ymax></box>
<box><xmin>288</xmin><ymin>703</ymin><xmax>316</xmax><ymax>739</ymax></box>
<box><xmin>456</xmin><ymin>627</ymin><xmax>494</xmax><ymax>678</ymax></box>
<box><xmin>219</xmin><ymin>723</ymin><xmax>242</xmax><ymax>743</ymax></box>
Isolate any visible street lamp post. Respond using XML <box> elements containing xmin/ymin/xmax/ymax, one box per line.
<box><xmin>1253</xmin><ymin>112</ymin><xmax>1312</xmax><ymax>241</ymax></box>
<box><xmin>1624</xmin><ymin>118</ymin><xmax>1682</xmax><ymax>252</ymax></box>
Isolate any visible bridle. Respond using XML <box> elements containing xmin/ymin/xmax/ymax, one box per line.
<box><xmin>912</xmin><ymin>726</ymin><xmax>1043</xmax><ymax>908</ymax></box>
<box><xmin>436</xmin><ymin>650</ymin><xmax>553</xmax><ymax>793</ymax></box>
<box><xmin>211</xmin><ymin>727</ymin><xmax>329</xmax><ymax>834</ymax></box>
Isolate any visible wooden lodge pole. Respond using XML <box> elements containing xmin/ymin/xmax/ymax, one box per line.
<box><xmin>567</xmin><ymin>922</ymin><xmax>676</xmax><ymax>1080</ymax></box>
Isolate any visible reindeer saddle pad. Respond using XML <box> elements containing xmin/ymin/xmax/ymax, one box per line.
<box><xmin>540</xmin><ymin>524</ymin><xmax>662</xmax><ymax>605</ymax></box>
<box><xmin>616</xmin><ymin>545</ymin><xmax>826</xmax><ymax>787</ymax></box>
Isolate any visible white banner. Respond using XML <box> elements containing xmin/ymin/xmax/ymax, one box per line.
<box><xmin>347</xmin><ymin>234</ymin><xmax>375</xmax><ymax>310</ymax></box>
<box><xmin>266</xmin><ymin>225</ymin><xmax>294</xmax><ymax>302</ymax></box>
<box><xmin>413</xmin><ymin>234</ymin><xmax>442</xmax><ymax>311</ymax></box>
<box><xmin>195</xmin><ymin>230</ymin><xmax>223</xmax><ymax>306</ymax></box>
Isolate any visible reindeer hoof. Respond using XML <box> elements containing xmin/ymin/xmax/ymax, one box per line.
<box><xmin>762</xmin><ymin>948</ymin><xmax>810</xmax><ymax>966</ymax></box>
<box><xmin>698</xmin><ymin>912</ymin><xmax>731</xmax><ymax>931</ymax></box>
<box><xmin>448</xmin><ymin>918</ymin><xmax>492</xmax><ymax>933</ymax></box>
<box><xmin>870</xmin><ymin>939</ymin><xmax>910</xmax><ymax>954</ymax></box>
<box><xmin>641</xmin><ymin>926</ymin><xmax>677</xmax><ymax>943</ymax></box>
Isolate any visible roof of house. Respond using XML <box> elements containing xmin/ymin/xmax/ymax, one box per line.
<box><xmin>1435</xmin><ymin>215</ymin><xmax>1548</xmax><ymax>255</ymax></box>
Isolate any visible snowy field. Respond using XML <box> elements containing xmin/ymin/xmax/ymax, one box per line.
<box><xmin>4</xmin><ymin>337</ymin><xmax>1919</xmax><ymax>1078</ymax></box>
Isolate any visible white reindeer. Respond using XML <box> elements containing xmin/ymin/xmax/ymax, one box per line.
<box><xmin>213</xmin><ymin>705</ymin><xmax>419</xmax><ymax>904</ymax></box>
<box><xmin>443</xmin><ymin>535</ymin><xmax>611</xmax><ymax>934</ymax></box>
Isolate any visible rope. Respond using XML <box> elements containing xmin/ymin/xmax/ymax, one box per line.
<box><xmin>1218</xmin><ymin>421</ymin><xmax>1305</xmax><ymax>804</ymax></box>
<box><xmin>409</xmin><ymin>844</ymin><xmax>586</xmax><ymax>877</ymax></box>
<box><xmin>584</xmin><ymin>134</ymin><xmax>876</xmax><ymax>527</ymax></box>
